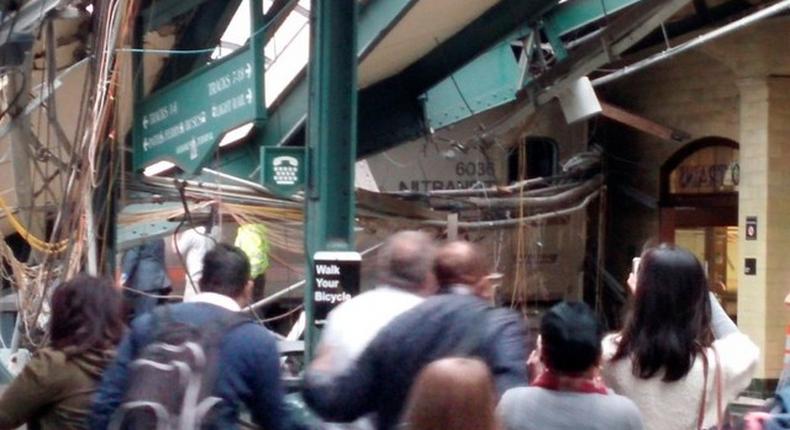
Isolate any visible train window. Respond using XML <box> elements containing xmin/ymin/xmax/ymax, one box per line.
<box><xmin>508</xmin><ymin>137</ymin><xmax>558</xmax><ymax>182</ymax></box>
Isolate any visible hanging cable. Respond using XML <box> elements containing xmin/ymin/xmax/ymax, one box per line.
<box><xmin>0</xmin><ymin>197</ymin><xmax>67</xmax><ymax>253</ymax></box>
<box><xmin>113</xmin><ymin>1</ymin><xmax>298</xmax><ymax>57</ymax></box>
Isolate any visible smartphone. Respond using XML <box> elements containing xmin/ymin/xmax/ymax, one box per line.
<box><xmin>632</xmin><ymin>257</ymin><xmax>641</xmax><ymax>275</ymax></box>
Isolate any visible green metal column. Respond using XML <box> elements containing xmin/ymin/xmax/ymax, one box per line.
<box><xmin>249</xmin><ymin>0</ymin><xmax>266</xmax><ymax>123</ymax></box>
<box><xmin>304</xmin><ymin>0</ymin><xmax>358</xmax><ymax>360</ymax></box>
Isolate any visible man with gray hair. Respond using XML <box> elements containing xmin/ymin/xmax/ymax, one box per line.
<box><xmin>316</xmin><ymin>230</ymin><xmax>438</xmax><ymax>430</ymax></box>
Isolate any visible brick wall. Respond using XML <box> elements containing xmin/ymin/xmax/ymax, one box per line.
<box><xmin>599</xmin><ymin>49</ymin><xmax>740</xmax><ymax>290</ymax></box>
<box><xmin>740</xmin><ymin>76</ymin><xmax>790</xmax><ymax>378</ymax></box>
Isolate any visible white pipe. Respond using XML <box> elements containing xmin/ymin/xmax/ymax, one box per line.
<box><xmin>202</xmin><ymin>168</ymin><xmax>272</xmax><ymax>195</ymax></box>
<box><xmin>593</xmin><ymin>0</ymin><xmax>790</xmax><ymax>86</ymax></box>
<box><xmin>244</xmin><ymin>241</ymin><xmax>385</xmax><ymax>311</ymax></box>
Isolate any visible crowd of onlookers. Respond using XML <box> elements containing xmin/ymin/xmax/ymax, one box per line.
<box><xmin>0</xmin><ymin>229</ymin><xmax>785</xmax><ymax>430</ymax></box>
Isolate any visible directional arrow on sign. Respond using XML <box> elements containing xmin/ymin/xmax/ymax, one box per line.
<box><xmin>189</xmin><ymin>138</ymin><xmax>198</xmax><ymax>160</ymax></box>
<box><xmin>134</xmin><ymin>46</ymin><xmax>259</xmax><ymax>175</ymax></box>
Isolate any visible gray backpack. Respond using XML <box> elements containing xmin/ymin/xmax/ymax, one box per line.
<box><xmin>110</xmin><ymin>307</ymin><xmax>250</xmax><ymax>430</ymax></box>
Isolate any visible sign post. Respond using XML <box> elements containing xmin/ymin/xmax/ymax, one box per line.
<box><xmin>303</xmin><ymin>0</ymin><xmax>358</xmax><ymax>361</ymax></box>
<box><xmin>312</xmin><ymin>251</ymin><xmax>361</xmax><ymax>326</ymax></box>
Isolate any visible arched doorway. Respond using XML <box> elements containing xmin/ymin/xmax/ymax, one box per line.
<box><xmin>659</xmin><ymin>137</ymin><xmax>739</xmax><ymax>317</ymax></box>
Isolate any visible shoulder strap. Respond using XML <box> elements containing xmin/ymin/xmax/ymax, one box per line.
<box><xmin>148</xmin><ymin>306</ymin><xmax>250</xmax><ymax>344</ymax></box>
<box><xmin>148</xmin><ymin>305</ymin><xmax>175</xmax><ymax>339</ymax></box>
<box><xmin>220</xmin><ymin>312</ymin><xmax>253</xmax><ymax>332</ymax></box>
<box><xmin>698</xmin><ymin>349</ymin><xmax>709</xmax><ymax>430</ymax></box>
<box><xmin>202</xmin><ymin>311</ymin><xmax>253</xmax><ymax>342</ymax></box>
<box><xmin>697</xmin><ymin>346</ymin><xmax>724</xmax><ymax>430</ymax></box>
<box><xmin>713</xmin><ymin>346</ymin><xmax>724</xmax><ymax>430</ymax></box>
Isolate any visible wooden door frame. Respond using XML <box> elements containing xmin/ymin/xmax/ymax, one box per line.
<box><xmin>659</xmin><ymin>137</ymin><xmax>739</xmax><ymax>243</ymax></box>
<box><xmin>660</xmin><ymin>206</ymin><xmax>738</xmax><ymax>242</ymax></box>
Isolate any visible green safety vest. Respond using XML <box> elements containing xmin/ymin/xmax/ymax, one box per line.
<box><xmin>234</xmin><ymin>224</ymin><xmax>270</xmax><ymax>278</ymax></box>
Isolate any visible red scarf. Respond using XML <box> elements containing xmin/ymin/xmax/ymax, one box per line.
<box><xmin>531</xmin><ymin>370</ymin><xmax>609</xmax><ymax>395</ymax></box>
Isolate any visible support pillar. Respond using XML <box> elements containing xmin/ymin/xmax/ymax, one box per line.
<box><xmin>736</xmin><ymin>76</ymin><xmax>790</xmax><ymax>385</ymax></box>
<box><xmin>304</xmin><ymin>0</ymin><xmax>358</xmax><ymax>360</ymax></box>
<box><xmin>249</xmin><ymin>0</ymin><xmax>266</xmax><ymax>124</ymax></box>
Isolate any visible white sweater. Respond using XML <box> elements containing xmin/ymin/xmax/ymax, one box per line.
<box><xmin>601</xmin><ymin>332</ymin><xmax>759</xmax><ymax>430</ymax></box>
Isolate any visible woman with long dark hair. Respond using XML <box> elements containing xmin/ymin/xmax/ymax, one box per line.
<box><xmin>602</xmin><ymin>244</ymin><xmax>758</xmax><ymax>430</ymax></box>
<box><xmin>0</xmin><ymin>274</ymin><xmax>125</xmax><ymax>430</ymax></box>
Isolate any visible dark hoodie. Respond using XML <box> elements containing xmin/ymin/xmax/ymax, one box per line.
<box><xmin>0</xmin><ymin>347</ymin><xmax>114</xmax><ymax>430</ymax></box>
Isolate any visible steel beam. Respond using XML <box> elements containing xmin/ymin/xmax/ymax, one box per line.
<box><xmin>140</xmin><ymin>0</ymin><xmax>211</xmax><ymax>30</ymax></box>
<box><xmin>304</xmin><ymin>0</ymin><xmax>358</xmax><ymax>360</ymax></box>
<box><xmin>255</xmin><ymin>0</ymin><xmax>691</xmax><ymax>166</ymax></box>
<box><xmin>527</xmin><ymin>0</ymin><xmax>692</xmax><ymax>91</ymax></box>
<box><xmin>250</xmin><ymin>0</ymin><xmax>267</xmax><ymax>123</ymax></box>
<box><xmin>260</xmin><ymin>0</ymin><xmax>419</xmax><ymax>149</ymax></box>
<box><xmin>250</xmin><ymin>0</ymin><xmax>557</xmax><ymax>166</ymax></box>
<box><xmin>0</xmin><ymin>0</ymin><xmax>65</xmax><ymax>43</ymax></box>
<box><xmin>396</xmin><ymin>0</ymin><xmax>695</xmax><ymax>135</ymax></box>
<box><xmin>355</xmin><ymin>0</ymin><xmax>555</xmax><ymax>156</ymax></box>
<box><xmin>423</xmin><ymin>42</ymin><xmax>520</xmax><ymax>130</ymax></box>
<box><xmin>600</xmin><ymin>101</ymin><xmax>690</xmax><ymax>142</ymax></box>
<box><xmin>263</xmin><ymin>0</ymin><xmax>300</xmax><ymax>43</ymax></box>
<box><xmin>628</xmin><ymin>0</ymin><xmax>751</xmax><ymax>52</ymax></box>
<box><xmin>369</xmin><ymin>0</ymin><xmax>556</xmax><ymax>98</ymax></box>
<box><xmin>357</xmin><ymin>0</ymin><xmax>418</xmax><ymax>60</ymax></box>
<box><xmin>543</xmin><ymin>0</ymin><xmax>644</xmax><ymax>37</ymax></box>
<box><xmin>152</xmin><ymin>0</ymin><xmax>242</xmax><ymax>91</ymax></box>
<box><xmin>477</xmin><ymin>0</ymin><xmax>694</xmax><ymax>154</ymax></box>
<box><xmin>7</xmin><ymin>52</ymin><xmax>45</xmax><ymax>254</ymax></box>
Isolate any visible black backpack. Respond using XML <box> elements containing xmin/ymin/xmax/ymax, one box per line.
<box><xmin>109</xmin><ymin>306</ymin><xmax>250</xmax><ymax>430</ymax></box>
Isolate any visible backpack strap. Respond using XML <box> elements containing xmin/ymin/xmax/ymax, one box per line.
<box><xmin>147</xmin><ymin>305</ymin><xmax>176</xmax><ymax>341</ymax></box>
<box><xmin>146</xmin><ymin>305</ymin><xmax>251</xmax><ymax>347</ymax></box>
<box><xmin>198</xmin><ymin>311</ymin><xmax>253</xmax><ymax>349</ymax></box>
<box><xmin>210</xmin><ymin>311</ymin><xmax>252</xmax><ymax>333</ymax></box>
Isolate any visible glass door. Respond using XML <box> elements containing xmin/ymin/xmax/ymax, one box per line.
<box><xmin>675</xmin><ymin>226</ymin><xmax>739</xmax><ymax>320</ymax></box>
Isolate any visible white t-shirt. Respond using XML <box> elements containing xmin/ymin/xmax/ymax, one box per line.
<box><xmin>175</xmin><ymin>227</ymin><xmax>216</xmax><ymax>300</ymax></box>
<box><xmin>319</xmin><ymin>286</ymin><xmax>424</xmax><ymax>430</ymax></box>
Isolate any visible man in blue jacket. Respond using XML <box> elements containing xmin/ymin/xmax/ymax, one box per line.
<box><xmin>303</xmin><ymin>240</ymin><xmax>532</xmax><ymax>430</ymax></box>
<box><xmin>90</xmin><ymin>244</ymin><xmax>290</xmax><ymax>430</ymax></box>
<box><xmin>120</xmin><ymin>238</ymin><xmax>172</xmax><ymax>320</ymax></box>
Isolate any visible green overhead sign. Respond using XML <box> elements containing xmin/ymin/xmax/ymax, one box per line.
<box><xmin>261</xmin><ymin>146</ymin><xmax>306</xmax><ymax>198</ymax></box>
<box><xmin>134</xmin><ymin>46</ymin><xmax>263</xmax><ymax>175</ymax></box>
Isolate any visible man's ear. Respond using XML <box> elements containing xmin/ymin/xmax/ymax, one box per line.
<box><xmin>420</xmin><ymin>272</ymin><xmax>439</xmax><ymax>297</ymax></box>
<box><xmin>594</xmin><ymin>353</ymin><xmax>603</xmax><ymax>368</ymax></box>
<box><xmin>473</xmin><ymin>277</ymin><xmax>493</xmax><ymax>301</ymax></box>
<box><xmin>237</xmin><ymin>279</ymin><xmax>254</xmax><ymax>307</ymax></box>
<box><xmin>538</xmin><ymin>336</ymin><xmax>548</xmax><ymax>363</ymax></box>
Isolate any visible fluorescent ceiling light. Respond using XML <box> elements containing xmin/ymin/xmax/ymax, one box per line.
<box><xmin>143</xmin><ymin>161</ymin><xmax>176</xmax><ymax>177</ymax></box>
<box><xmin>218</xmin><ymin>123</ymin><xmax>254</xmax><ymax>148</ymax></box>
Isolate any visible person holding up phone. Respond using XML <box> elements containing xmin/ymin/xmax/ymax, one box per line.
<box><xmin>602</xmin><ymin>244</ymin><xmax>759</xmax><ymax>430</ymax></box>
